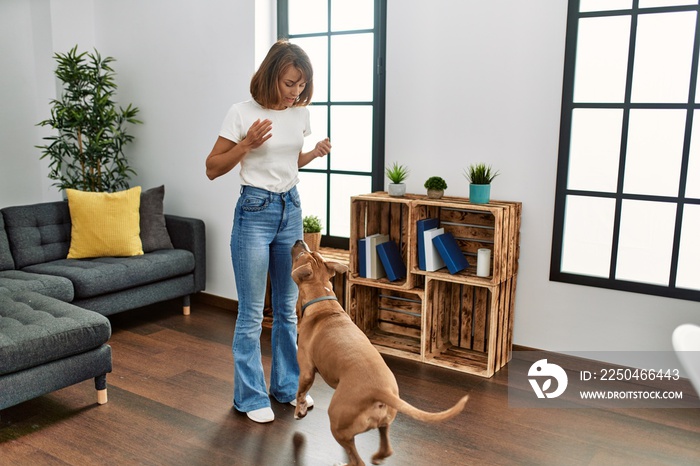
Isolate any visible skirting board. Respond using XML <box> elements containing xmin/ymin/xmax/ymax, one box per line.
<box><xmin>195</xmin><ymin>292</ymin><xmax>237</xmax><ymax>312</ymax></box>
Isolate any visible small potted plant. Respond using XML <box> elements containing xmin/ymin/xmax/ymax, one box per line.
<box><xmin>464</xmin><ymin>163</ymin><xmax>499</xmax><ymax>204</ymax></box>
<box><xmin>303</xmin><ymin>215</ymin><xmax>323</xmax><ymax>251</ymax></box>
<box><xmin>424</xmin><ymin>176</ymin><xmax>447</xmax><ymax>199</ymax></box>
<box><xmin>385</xmin><ymin>162</ymin><xmax>409</xmax><ymax>197</ymax></box>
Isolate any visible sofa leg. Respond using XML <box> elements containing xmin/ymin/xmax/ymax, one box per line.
<box><xmin>183</xmin><ymin>295</ymin><xmax>191</xmax><ymax>315</ymax></box>
<box><xmin>95</xmin><ymin>374</ymin><xmax>108</xmax><ymax>405</ymax></box>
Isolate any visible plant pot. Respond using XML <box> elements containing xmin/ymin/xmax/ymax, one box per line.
<box><xmin>388</xmin><ymin>183</ymin><xmax>406</xmax><ymax>197</ymax></box>
<box><xmin>469</xmin><ymin>184</ymin><xmax>491</xmax><ymax>204</ymax></box>
<box><xmin>427</xmin><ymin>188</ymin><xmax>444</xmax><ymax>199</ymax></box>
<box><xmin>303</xmin><ymin>232</ymin><xmax>322</xmax><ymax>251</ymax></box>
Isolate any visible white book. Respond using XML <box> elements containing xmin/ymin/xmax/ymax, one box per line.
<box><xmin>367</xmin><ymin>233</ymin><xmax>389</xmax><ymax>279</ymax></box>
<box><xmin>364</xmin><ymin>233</ymin><xmax>381</xmax><ymax>278</ymax></box>
<box><xmin>423</xmin><ymin>228</ymin><xmax>446</xmax><ymax>272</ymax></box>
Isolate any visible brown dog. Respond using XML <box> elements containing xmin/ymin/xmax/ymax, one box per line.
<box><xmin>291</xmin><ymin>240</ymin><xmax>469</xmax><ymax>466</ymax></box>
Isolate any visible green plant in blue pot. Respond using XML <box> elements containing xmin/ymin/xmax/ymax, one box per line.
<box><xmin>464</xmin><ymin>163</ymin><xmax>499</xmax><ymax>204</ymax></box>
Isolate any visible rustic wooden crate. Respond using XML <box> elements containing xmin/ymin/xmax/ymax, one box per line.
<box><xmin>346</xmin><ymin>192</ymin><xmax>520</xmax><ymax>377</ymax></box>
<box><xmin>347</xmin><ymin>282</ymin><xmax>424</xmax><ymax>361</ymax></box>
<box><xmin>423</xmin><ymin>276</ymin><xmax>517</xmax><ymax>377</ymax></box>
<box><xmin>349</xmin><ymin>194</ymin><xmax>414</xmax><ymax>289</ymax></box>
<box><xmin>410</xmin><ymin>196</ymin><xmax>521</xmax><ymax>285</ymax></box>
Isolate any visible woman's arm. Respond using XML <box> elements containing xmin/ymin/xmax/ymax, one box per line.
<box><xmin>298</xmin><ymin>138</ymin><xmax>331</xmax><ymax>168</ymax></box>
<box><xmin>205</xmin><ymin>119</ymin><xmax>272</xmax><ymax>180</ymax></box>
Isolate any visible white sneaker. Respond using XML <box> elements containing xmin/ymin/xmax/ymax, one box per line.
<box><xmin>246</xmin><ymin>407</ymin><xmax>275</xmax><ymax>423</ymax></box>
<box><xmin>289</xmin><ymin>395</ymin><xmax>314</xmax><ymax>408</ymax></box>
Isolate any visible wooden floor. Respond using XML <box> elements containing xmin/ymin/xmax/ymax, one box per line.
<box><xmin>1</xmin><ymin>298</ymin><xmax>699</xmax><ymax>466</ymax></box>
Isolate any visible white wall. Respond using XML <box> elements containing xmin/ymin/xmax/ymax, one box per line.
<box><xmin>385</xmin><ymin>1</ymin><xmax>699</xmax><ymax>356</ymax></box>
<box><xmin>0</xmin><ymin>0</ymin><xmax>54</xmax><ymax>206</ymax></box>
<box><xmin>91</xmin><ymin>0</ymin><xmax>257</xmax><ymax>300</ymax></box>
<box><xmin>1</xmin><ymin>0</ymin><xmax>698</xmax><ymax>360</ymax></box>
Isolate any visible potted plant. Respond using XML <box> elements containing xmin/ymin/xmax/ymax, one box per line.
<box><xmin>37</xmin><ymin>46</ymin><xmax>142</xmax><ymax>192</ymax></box>
<box><xmin>424</xmin><ymin>176</ymin><xmax>447</xmax><ymax>199</ymax></box>
<box><xmin>303</xmin><ymin>215</ymin><xmax>323</xmax><ymax>251</ymax></box>
<box><xmin>385</xmin><ymin>162</ymin><xmax>409</xmax><ymax>197</ymax></box>
<box><xmin>464</xmin><ymin>163</ymin><xmax>499</xmax><ymax>204</ymax></box>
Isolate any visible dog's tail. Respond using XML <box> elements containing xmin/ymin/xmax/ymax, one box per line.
<box><xmin>382</xmin><ymin>393</ymin><xmax>469</xmax><ymax>423</ymax></box>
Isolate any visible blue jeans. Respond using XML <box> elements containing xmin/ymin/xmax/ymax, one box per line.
<box><xmin>230</xmin><ymin>185</ymin><xmax>303</xmax><ymax>412</ymax></box>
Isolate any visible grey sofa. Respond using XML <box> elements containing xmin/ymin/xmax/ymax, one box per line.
<box><xmin>0</xmin><ymin>290</ymin><xmax>113</xmax><ymax>410</ymax></box>
<box><xmin>0</xmin><ymin>200</ymin><xmax>206</xmax><ymax>316</ymax></box>
<box><xmin>0</xmin><ymin>199</ymin><xmax>206</xmax><ymax>410</ymax></box>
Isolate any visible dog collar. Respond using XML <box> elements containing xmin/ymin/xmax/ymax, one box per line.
<box><xmin>301</xmin><ymin>295</ymin><xmax>338</xmax><ymax>315</ymax></box>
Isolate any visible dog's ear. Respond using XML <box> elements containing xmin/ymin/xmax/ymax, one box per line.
<box><xmin>325</xmin><ymin>261</ymin><xmax>349</xmax><ymax>278</ymax></box>
<box><xmin>292</xmin><ymin>263</ymin><xmax>314</xmax><ymax>283</ymax></box>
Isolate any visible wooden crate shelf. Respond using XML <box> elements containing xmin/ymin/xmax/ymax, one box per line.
<box><xmin>423</xmin><ymin>276</ymin><xmax>517</xmax><ymax>377</ymax></box>
<box><xmin>347</xmin><ymin>192</ymin><xmax>521</xmax><ymax>377</ymax></box>
<box><xmin>347</xmin><ymin>283</ymin><xmax>424</xmax><ymax>361</ymax></box>
<box><xmin>349</xmin><ymin>194</ymin><xmax>414</xmax><ymax>290</ymax></box>
<box><xmin>410</xmin><ymin>197</ymin><xmax>521</xmax><ymax>285</ymax></box>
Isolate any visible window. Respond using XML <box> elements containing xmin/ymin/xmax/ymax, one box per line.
<box><xmin>551</xmin><ymin>0</ymin><xmax>700</xmax><ymax>301</ymax></box>
<box><xmin>278</xmin><ymin>0</ymin><xmax>387</xmax><ymax>249</ymax></box>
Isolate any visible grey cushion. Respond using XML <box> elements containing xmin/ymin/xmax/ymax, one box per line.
<box><xmin>140</xmin><ymin>185</ymin><xmax>174</xmax><ymax>252</ymax></box>
<box><xmin>1</xmin><ymin>202</ymin><xmax>71</xmax><ymax>269</ymax></box>
<box><xmin>166</xmin><ymin>215</ymin><xmax>206</xmax><ymax>293</ymax></box>
<box><xmin>0</xmin><ymin>213</ymin><xmax>15</xmax><ymax>271</ymax></box>
<box><xmin>0</xmin><ymin>291</ymin><xmax>111</xmax><ymax>375</ymax></box>
<box><xmin>0</xmin><ymin>270</ymin><xmax>74</xmax><ymax>301</ymax></box>
<box><xmin>73</xmin><ymin>274</ymin><xmax>195</xmax><ymax>316</ymax></box>
<box><xmin>22</xmin><ymin>249</ymin><xmax>195</xmax><ymax>299</ymax></box>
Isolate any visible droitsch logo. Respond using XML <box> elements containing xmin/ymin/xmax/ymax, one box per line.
<box><xmin>528</xmin><ymin>359</ymin><xmax>568</xmax><ymax>399</ymax></box>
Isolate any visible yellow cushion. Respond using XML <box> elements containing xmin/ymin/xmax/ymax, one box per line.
<box><xmin>66</xmin><ymin>187</ymin><xmax>144</xmax><ymax>259</ymax></box>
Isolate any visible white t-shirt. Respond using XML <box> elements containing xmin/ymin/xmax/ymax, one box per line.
<box><xmin>219</xmin><ymin>100</ymin><xmax>311</xmax><ymax>193</ymax></box>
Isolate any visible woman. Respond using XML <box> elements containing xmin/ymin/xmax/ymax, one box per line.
<box><xmin>206</xmin><ymin>40</ymin><xmax>331</xmax><ymax>423</ymax></box>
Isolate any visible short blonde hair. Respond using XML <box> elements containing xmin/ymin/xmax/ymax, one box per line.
<box><xmin>250</xmin><ymin>40</ymin><xmax>314</xmax><ymax>108</ymax></box>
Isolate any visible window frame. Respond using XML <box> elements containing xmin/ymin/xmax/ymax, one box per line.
<box><xmin>550</xmin><ymin>0</ymin><xmax>700</xmax><ymax>302</ymax></box>
<box><xmin>277</xmin><ymin>0</ymin><xmax>387</xmax><ymax>249</ymax></box>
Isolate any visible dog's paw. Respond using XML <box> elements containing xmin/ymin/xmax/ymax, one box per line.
<box><xmin>371</xmin><ymin>447</ymin><xmax>393</xmax><ymax>464</ymax></box>
<box><xmin>294</xmin><ymin>398</ymin><xmax>309</xmax><ymax>419</ymax></box>
<box><xmin>294</xmin><ymin>407</ymin><xmax>307</xmax><ymax>419</ymax></box>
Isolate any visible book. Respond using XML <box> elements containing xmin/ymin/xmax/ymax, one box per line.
<box><xmin>363</xmin><ymin>234</ymin><xmax>377</xmax><ymax>278</ymax></box>
<box><xmin>432</xmin><ymin>232</ymin><xmax>469</xmax><ymax>274</ymax></box>
<box><xmin>376</xmin><ymin>240</ymin><xmax>406</xmax><ymax>281</ymax></box>
<box><xmin>423</xmin><ymin>228</ymin><xmax>446</xmax><ymax>272</ymax></box>
<box><xmin>363</xmin><ymin>234</ymin><xmax>380</xmax><ymax>278</ymax></box>
<box><xmin>366</xmin><ymin>233</ymin><xmax>390</xmax><ymax>279</ymax></box>
<box><xmin>416</xmin><ymin>218</ymin><xmax>440</xmax><ymax>270</ymax></box>
<box><xmin>358</xmin><ymin>238</ymin><xmax>367</xmax><ymax>277</ymax></box>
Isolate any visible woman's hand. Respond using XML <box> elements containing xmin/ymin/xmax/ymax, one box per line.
<box><xmin>298</xmin><ymin>138</ymin><xmax>331</xmax><ymax>168</ymax></box>
<box><xmin>205</xmin><ymin>119</ymin><xmax>273</xmax><ymax>180</ymax></box>
<box><xmin>312</xmin><ymin>138</ymin><xmax>332</xmax><ymax>158</ymax></box>
<box><xmin>241</xmin><ymin>119</ymin><xmax>273</xmax><ymax>150</ymax></box>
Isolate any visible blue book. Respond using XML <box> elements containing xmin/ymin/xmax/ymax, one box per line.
<box><xmin>358</xmin><ymin>238</ymin><xmax>367</xmax><ymax>277</ymax></box>
<box><xmin>376</xmin><ymin>240</ymin><xmax>406</xmax><ymax>281</ymax></box>
<box><xmin>432</xmin><ymin>232</ymin><xmax>469</xmax><ymax>274</ymax></box>
<box><xmin>417</xmin><ymin>218</ymin><xmax>440</xmax><ymax>270</ymax></box>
